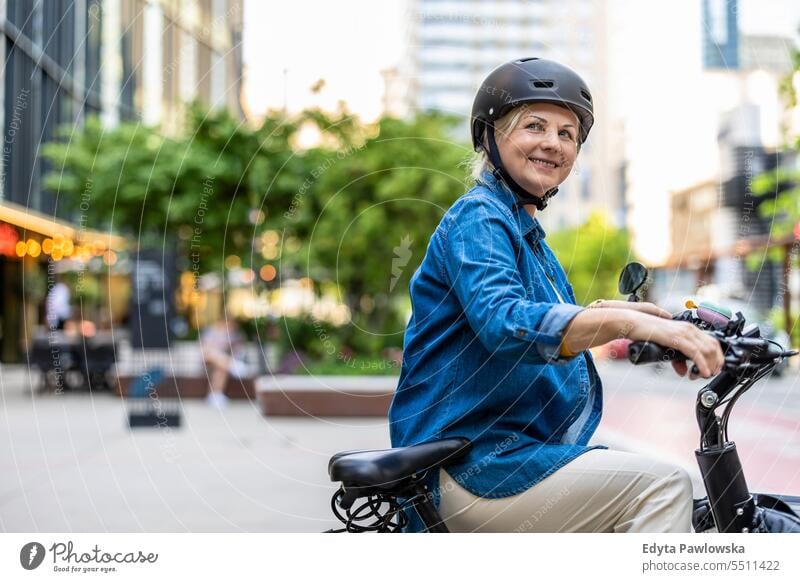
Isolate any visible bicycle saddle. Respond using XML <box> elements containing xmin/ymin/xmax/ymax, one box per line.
<box><xmin>328</xmin><ymin>438</ymin><xmax>471</xmax><ymax>490</ymax></box>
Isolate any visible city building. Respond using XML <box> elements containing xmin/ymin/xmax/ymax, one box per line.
<box><xmin>0</xmin><ymin>0</ymin><xmax>244</xmax><ymax>361</ymax></box>
<box><xmin>660</xmin><ymin>124</ymin><xmax>799</xmax><ymax>320</ymax></box>
<box><xmin>109</xmin><ymin>0</ymin><xmax>244</xmax><ymax>132</ymax></box>
<box><xmin>651</xmin><ymin>0</ymin><xmax>800</xmax><ymax>325</ymax></box>
<box><xmin>404</xmin><ymin>0</ymin><xmax>625</xmax><ymax>233</ymax></box>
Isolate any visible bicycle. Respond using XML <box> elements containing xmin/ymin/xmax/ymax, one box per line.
<box><xmin>326</xmin><ymin>262</ymin><xmax>800</xmax><ymax>533</ymax></box>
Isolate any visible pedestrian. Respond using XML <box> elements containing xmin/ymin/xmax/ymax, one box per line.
<box><xmin>46</xmin><ymin>272</ymin><xmax>71</xmax><ymax>331</ymax></box>
<box><xmin>388</xmin><ymin>58</ymin><xmax>726</xmax><ymax>533</ymax></box>
<box><xmin>200</xmin><ymin>318</ymin><xmax>247</xmax><ymax>408</ymax></box>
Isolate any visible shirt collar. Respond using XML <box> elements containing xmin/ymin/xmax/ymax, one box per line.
<box><xmin>476</xmin><ymin>170</ymin><xmax>548</xmax><ymax>241</ymax></box>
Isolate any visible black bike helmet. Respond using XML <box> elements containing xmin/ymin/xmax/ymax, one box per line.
<box><xmin>471</xmin><ymin>57</ymin><xmax>594</xmax><ymax>210</ymax></box>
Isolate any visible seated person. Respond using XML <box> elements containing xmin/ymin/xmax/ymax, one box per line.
<box><xmin>200</xmin><ymin>318</ymin><xmax>247</xmax><ymax>407</ymax></box>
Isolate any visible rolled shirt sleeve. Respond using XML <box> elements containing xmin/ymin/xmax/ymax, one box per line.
<box><xmin>534</xmin><ymin>302</ymin><xmax>584</xmax><ymax>363</ymax></box>
<box><xmin>442</xmin><ymin>196</ymin><xmax>584</xmax><ymax>365</ymax></box>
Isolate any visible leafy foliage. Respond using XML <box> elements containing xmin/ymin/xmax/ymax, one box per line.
<box><xmin>43</xmin><ymin>104</ymin><xmax>632</xmax><ymax>359</ymax></box>
<box><xmin>296</xmin><ymin>112</ymin><xmax>470</xmax><ymax>352</ymax></box>
<box><xmin>43</xmin><ymin>104</ymin><xmax>304</xmax><ymax>272</ymax></box>
<box><xmin>548</xmin><ymin>211</ymin><xmax>634</xmax><ymax>304</ymax></box>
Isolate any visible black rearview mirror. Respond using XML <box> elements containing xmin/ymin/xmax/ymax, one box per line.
<box><xmin>618</xmin><ymin>262</ymin><xmax>648</xmax><ymax>300</ymax></box>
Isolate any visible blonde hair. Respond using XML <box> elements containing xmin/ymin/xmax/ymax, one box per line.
<box><xmin>470</xmin><ymin>104</ymin><xmax>580</xmax><ymax>181</ymax></box>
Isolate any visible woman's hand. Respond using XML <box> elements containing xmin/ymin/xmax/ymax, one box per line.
<box><xmin>588</xmin><ymin>299</ymin><xmax>672</xmax><ymax>320</ymax></box>
<box><xmin>626</xmin><ymin>311</ymin><xmax>725</xmax><ymax>380</ymax></box>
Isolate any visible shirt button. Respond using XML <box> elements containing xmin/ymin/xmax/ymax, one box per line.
<box><xmin>516</xmin><ymin>329</ymin><xmax>527</xmax><ymax>338</ymax></box>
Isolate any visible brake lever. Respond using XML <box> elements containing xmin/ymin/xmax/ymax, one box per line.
<box><xmin>671</xmin><ymin>310</ymin><xmax>695</xmax><ymax>322</ymax></box>
<box><xmin>686</xmin><ymin>331</ymin><xmax>731</xmax><ymax>378</ymax></box>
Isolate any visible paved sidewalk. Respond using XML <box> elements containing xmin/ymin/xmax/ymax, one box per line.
<box><xmin>0</xmin><ymin>365</ymin><xmax>387</xmax><ymax>532</ymax></box>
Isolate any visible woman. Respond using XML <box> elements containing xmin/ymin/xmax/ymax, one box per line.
<box><xmin>388</xmin><ymin>58</ymin><xmax>725</xmax><ymax>533</ymax></box>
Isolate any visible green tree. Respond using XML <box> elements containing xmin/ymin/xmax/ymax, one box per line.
<box><xmin>43</xmin><ymin>102</ymin><xmax>640</xmax><ymax>361</ymax></box>
<box><xmin>43</xmin><ymin>104</ymin><xmax>474</xmax><ymax>358</ymax></box>
<box><xmin>283</xmin><ymin>111</ymin><xmax>471</xmax><ymax>355</ymax></box>
<box><xmin>43</xmin><ymin>104</ymin><xmax>305</xmax><ymax>273</ymax></box>
<box><xmin>547</xmin><ymin>211</ymin><xmax>634</xmax><ymax>305</ymax></box>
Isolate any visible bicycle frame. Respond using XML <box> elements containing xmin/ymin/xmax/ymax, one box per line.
<box><xmin>328</xmin><ymin>262</ymin><xmax>800</xmax><ymax>533</ymax></box>
<box><xmin>694</xmin><ymin>370</ymin><xmax>759</xmax><ymax>532</ymax></box>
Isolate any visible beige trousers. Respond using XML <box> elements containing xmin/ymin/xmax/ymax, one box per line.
<box><xmin>437</xmin><ymin>449</ymin><xmax>693</xmax><ymax>533</ymax></box>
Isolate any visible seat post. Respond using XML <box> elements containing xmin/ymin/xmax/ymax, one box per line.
<box><xmin>409</xmin><ymin>482</ymin><xmax>450</xmax><ymax>533</ymax></box>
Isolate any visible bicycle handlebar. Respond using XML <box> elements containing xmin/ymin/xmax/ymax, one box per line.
<box><xmin>627</xmin><ymin>341</ymin><xmax>688</xmax><ymax>365</ymax></box>
<box><xmin>628</xmin><ymin>336</ymin><xmax>795</xmax><ymax>369</ymax></box>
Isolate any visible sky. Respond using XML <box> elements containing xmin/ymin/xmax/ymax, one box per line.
<box><xmin>242</xmin><ymin>0</ymin><xmax>409</xmax><ymax>121</ymax></box>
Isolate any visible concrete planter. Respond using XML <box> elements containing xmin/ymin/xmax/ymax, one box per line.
<box><xmin>256</xmin><ymin>375</ymin><xmax>398</xmax><ymax>417</ymax></box>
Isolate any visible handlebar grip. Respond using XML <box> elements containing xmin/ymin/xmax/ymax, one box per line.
<box><xmin>628</xmin><ymin>341</ymin><xmax>688</xmax><ymax>365</ymax></box>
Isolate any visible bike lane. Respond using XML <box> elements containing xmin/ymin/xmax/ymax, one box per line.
<box><xmin>598</xmin><ymin>389</ymin><xmax>800</xmax><ymax>494</ymax></box>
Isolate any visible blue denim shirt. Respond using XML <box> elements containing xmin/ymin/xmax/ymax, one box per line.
<box><xmin>388</xmin><ymin>170</ymin><xmax>606</xmax><ymax>532</ymax></box>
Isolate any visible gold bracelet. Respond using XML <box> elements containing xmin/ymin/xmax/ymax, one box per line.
<box><xmin>559</xmin><ymin>341</ymin><xmax>577</xmax><ymax>358</ymax></box>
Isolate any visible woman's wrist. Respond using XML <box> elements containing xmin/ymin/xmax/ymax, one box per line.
<box><xmin>562</xmin><ymin>307</ymin><xmax>639</xmax><ymax>353</ymax></box>
<box><xmin>614</xmin><ymin>308</ymin><xmax>640</xmax><ymax>340</ymax></box>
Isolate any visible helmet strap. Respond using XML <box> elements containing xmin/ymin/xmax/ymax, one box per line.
<box><xmin>486</xmin><ymin>123</ymin><xmax>558</xmax><ymax>211</ymax></box>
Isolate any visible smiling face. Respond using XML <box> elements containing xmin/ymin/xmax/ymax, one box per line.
<box><xmin>494</xmin><ymin>102</ymin><xmax>580</xmax><ymax>199</ymax></box>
